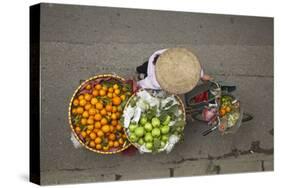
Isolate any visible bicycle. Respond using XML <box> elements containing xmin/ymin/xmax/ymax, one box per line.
<box><xmin>184</xmin><ymin>81</ymin><xmax>254</xmax><ymax>136</ymax></box>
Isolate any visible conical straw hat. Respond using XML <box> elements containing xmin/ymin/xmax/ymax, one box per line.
<box><xmin>155</xmin><ymin>48</ymin><xmax>201</xmax><ymax>94</ymax></box>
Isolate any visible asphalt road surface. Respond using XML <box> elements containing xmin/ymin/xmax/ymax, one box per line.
<box><xmin>37</xmin><ymin>3</ymin><xmax>273</xmax><ymax>185</ymax></box>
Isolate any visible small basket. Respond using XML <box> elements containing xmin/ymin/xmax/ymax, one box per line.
<box><xmin>68</xmin><ymin>74</ymin><xmax>131</xmax><ymax>154</ymax></box>
<box><xmin>220</xmin><ymin>93</ymin><xmax>242</xmax><ymax>134</ymax></box>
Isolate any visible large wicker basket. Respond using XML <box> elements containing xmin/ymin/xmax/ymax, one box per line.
<box><xmin>68</xmin><ymin>74</ymin><xmax>131</xmax><ymax>154</ymax></box>
<box><xmin>123</xmin><ymin>89</ymin><xmax>187</xmax><ymax>153</ymax></box>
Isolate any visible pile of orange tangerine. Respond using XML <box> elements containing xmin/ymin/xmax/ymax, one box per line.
<box><xmin>70</xmin><ymin>78</ymin><xmax>132</xmax><ymax>152</ymax></box>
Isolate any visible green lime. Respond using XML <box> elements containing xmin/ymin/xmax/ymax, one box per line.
<box><xmin>144</xmin><ymin>122</ymin><xmax>153</xmax><ymax>132</ymax></box>
<box><xmin>129</xmin><ymin>133</ymin><xmax>137</xmax><ymax>142</ymax></box>
<box><xmin>152</xmin><ymin>117</ymin><xmax>160</xmax><ymax>127</ymax></box>
<box><xmin>152</xmin><ymin>128</ymin><xmax>161</xmax><ymax>137</ymax></box>
<box><xmin>144</xmin><ymin>133</ymin><xmax>153</xmax><ymax>142</ymax></box>
<box><xmin>134</xmin><ymin>127</ymin><xmax>145</xmax><ymax>137</ymax></box>
<box><xmin>161</xmin><ymin>126</ymin><xmax>170</xmax><ymax>134</ymax></box>
<box><xmin>145</xmin><ymin>142</ymin><xmax>153</xmax><ymax>150</ymax></box>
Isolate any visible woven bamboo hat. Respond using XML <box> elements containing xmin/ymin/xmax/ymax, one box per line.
<box><xmin>155</xmin><ymin>48</ymin><xmax>201</xmax><ymax>94</ymax></box>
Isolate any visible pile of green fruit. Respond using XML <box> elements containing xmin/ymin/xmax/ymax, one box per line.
<box><xmin>128</xmin><ymin>115</ymin><xmax>172</xmax><ymax>152</ymax></box>
<box><xmin>123</xmin><ymin>89</ymin><xmax>186</xmax><ymax>153</ymax></box>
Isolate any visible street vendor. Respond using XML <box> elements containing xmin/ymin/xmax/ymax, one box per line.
<box><xmin>136</xmin><ymin>48</ymin><xmax>212</xmax><ymax>94</ymax></box>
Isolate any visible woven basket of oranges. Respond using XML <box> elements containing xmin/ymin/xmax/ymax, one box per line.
<box><xmin>68</xmin><ymin>74</ymin><xmax>133</xmax><ymax>154</ymax></box>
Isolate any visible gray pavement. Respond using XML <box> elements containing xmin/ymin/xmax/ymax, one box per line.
<box><xmin>38</xmin><ymin>3</ymin><xmax>273</xmax><ymax>185</ymax></box>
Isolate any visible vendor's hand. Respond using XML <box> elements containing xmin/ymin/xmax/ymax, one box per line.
<box><xmin>201</xmin><ymin>74</ymin><xmax>213</xmax><ymax>81</ymax></box>
<box><xmin>126</xmin><ymin>77</ymin><xmax>140</xmax><ymax>93</ymax></box>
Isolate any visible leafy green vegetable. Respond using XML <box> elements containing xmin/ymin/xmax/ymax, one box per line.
<box><xmin>162</xmin><ymin>100</ymin><xmax>174</xmax><ymax>109</ymax></box>
<box><xmin>122</xmin><ymin>83</ymin><xmax>132</xmax><ymax>92</ymax></box>
<box><xmin>152</xmin><ymin>138</ymin><xmax>161</xmax><ymax>153</ymax></box>
<box><xmin>101</xmin><ymin>137</ymin><xmax>109</xmax><ymax>147</ymax></box>
<box><xmin>146</xmin><ymin>106</ymin><xmax>157</xmax><ymax>120</ymax></box>
<box><xmin>102</xmin><ymin>80</ymin><xmax>119</xmax><ymax>88</ymax></box>
<box><xmin>97</xmin><ymin>96</ymin><xmax>112</xmax><ymax>105</ymax></box>
<box><xmin>168</xmin><ymin>104</ymin><xmax>179</xmax><ymax>115</ymax></box>
<box><xmin>162</xmin><ymin>115</ymin><xmax>171</xmax><ymax>125</ymax></box>
<box><xmin>170</xmin><ymin>120</ymin><xmax>185</xmax><ymax>139</ymax></box>
<box><xmin>159</xmin><ymin>114</ymin><xmax>168</xmax><ymax>124</ymax></box>
<box><xmin>130</xmin><ymin>97</ymin><xmax>137</xmax><ymax>107</ymax></box>
<box><xmin>159</xmin><ymin>104</ymin><xmax>179</xmax><ymax>122</ymax></box>
<box><xmin>115</xmin><ymin>131</ymin><xmax>122</xmax><ymax>140</ymax></box>
<box><xmin>79</xmin><ymin>124</ymin><xmax>87</xmax><ymax>131</ymax></box>
<box><xmin>119</xmin><ymin>116</ymin><xmax>125</xmax><ymax>126</ymax></box>
<box><xmin>85</xmin><ymin>138</ymin><xmax>90</xmax><ymax>145</ymax></box>
<box><xmin>72</xmin><ymin>115</ymin><xmax>81</xmax><ymax>125</ymax></box>
<box><xmin>120</xmin><ymin>99</ymin><xmax>127</xmax><ymax>109</ymax></box>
